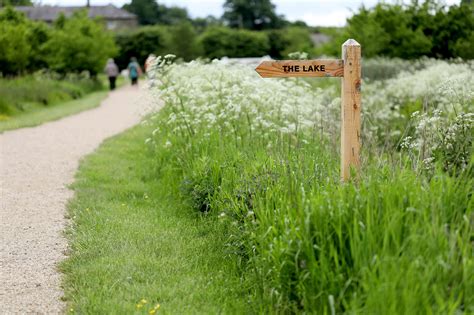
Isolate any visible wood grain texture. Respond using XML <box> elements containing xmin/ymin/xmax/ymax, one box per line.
<box><xmin>255</xmin><ymin>59</ymin><xmax>344</xmax><ymax>78</ymax></box>
<box><xmin>341</xmin><ymin>39</ymin><xmax>361</xmax><ymax>181</ymax></box>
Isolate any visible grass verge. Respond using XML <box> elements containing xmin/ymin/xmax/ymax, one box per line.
<box><xmin>0</xmin><ymin>91</ymin><xmax>107</xmax><ymax>133</ymax></box>
<box><xmin>139</xmin><ymin>60</ymin><xmax>474</xmax><ymax>313</ymax></box>
<box><xmin>62</xmin><ymin>123</ymin><xmax>250</xmax><ymax>314</ymax></box>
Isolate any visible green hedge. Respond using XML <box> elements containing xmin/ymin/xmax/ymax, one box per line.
<box><xmin>0</xmin><ymin>7</ymin><xmax>117</xmax><ymax>76</ymax></box>
<box><xmin>113</xmin><ymin>25</ymin><xmax>315</xmax><ymax>63</ymax></box>
<box><xmin>199</xmin><ymin>27</ymin><xmax>270</xmax><ymax>58</ymax></box>
<box><xmin>115</xmin><ymin>25</ymin><xmax>171</xmax><ymax>69</ymax></box>
<box><xmin>0</xmin><ymin>73</ymin><xmax>103</xmax><ymax>116</ymax></box>
<box><xmin>319</xmin><ymin>2</ymin><xmax>474</xmax><ymax>59</ymax></box>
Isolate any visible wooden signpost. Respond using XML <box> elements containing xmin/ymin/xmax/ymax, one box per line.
<box><xmin>255</xmin><ymin>39</ymin><xmax>361</xmax><ymax>182</ymax></box>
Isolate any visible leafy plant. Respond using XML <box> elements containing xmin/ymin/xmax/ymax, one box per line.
<box><xmin>144</xmin><ymin>57</ymin><xmax>473</xmax><ymax>313</ymax></box>
<box><xmin>43</xmin><ymin>11</ymin><xmax>117</xmax><ymax>75</ymax></box>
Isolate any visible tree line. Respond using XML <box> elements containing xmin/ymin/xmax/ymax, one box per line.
<box><xmin>122</xmin><ymin>0</ymin><xmax>292</xmax><ymax>30</ymax></box>
<box><xmin>1</xmin><ymin>0</ymin><xmax>472</xmax><ymax>76</ymax></box>
<box><xmin>0</xmin><ymin>7</ymin><xmax>116</xmax><ymax>76</ymax></box>
<box><xmin>324</xmin><ymin>0</ymin><xmax>474</xmax><ymax>59</ymax></box>
<box><xmin>121</xmin><ymin>0</ymin><xmax>474</xmax><ymax>61</ymax></box>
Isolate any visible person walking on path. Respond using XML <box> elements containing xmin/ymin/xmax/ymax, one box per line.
<box><xmin>104</xmin><ymin>58</ymin><xmax>119</xmax><ymax>90</ymax></box>
<box><xmin>145</xmin><ymin>54</ymin><xmax>156</xmax><ymax>77</ymax></box>
<box><xmin>128</xmin><ymin>57</ymin><xmax>142</xmax><ymax>86</ymax></box>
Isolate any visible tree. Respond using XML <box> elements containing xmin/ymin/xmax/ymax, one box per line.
<box><xmin>199</xmin><ymin>27</ymin><xmax>270</xmax><ymax>58</ymax></box>
<box><xmin>344</xmin><ymin>3</ymin><xmax>433</xmax><ymax>59</ymax></box>
<box><xmin>170</xmin><ymin>22</ymin><xmax>202</xmax><ymax>61</ymax></box>
<box><xmin>123</xmin><ymin>0</ymin><xmax>190</xmax><ymax>25</ymax></box>
<box><xmin>0</xmin><ymin>0</ymin><xmax>33</xmax><ymax>6</ymax></box>
<box><xmin>27</xmin><ymin>20</ymin><xmax>51</xmax><ymax>71</ymax></box>
<box><xmin>222</xmin><ymin>0</ymin><xmax>285</xmax><ymax>30</ymax></box>
<box><xmin>266</xmin><ymin>29</ymin><xmax>290</xmax><ymax>58</ymax></box>
<box><xmin>280</xmin><ymin>27</ymin><xmax>314</xmax><ymax>57</ymax></box>
<box><xmin>342</xmin><ymin>1</ymin><xmax>474</xmax><ymax>59</ymax></box>
<box><xmin>192</xmin><ymin>15</ymin><xmax>222</xmax><ymax>32</ymax></box>
<box><xmin>43</xmin><ymin>11</ymin><xmax>117</xmax><ymax>75</ymax></box>
<box><xmin>114</xmin><ymin>26</ymin><xmax>171</xmax><ymax>69</ymax></box>
<box><xmin>0</xmin><ymin>8</ymin><xmax>31</xmax><ymax>75</ymax></box>
<box><xmin>157</xmin><ymin>5</ymin><xmax>189</xmax><ymax>25</ymax></box>
<box><xmin>123</xmin><ymin>0</ymin><xmax>160</xmax><ymax>25</ymax></box>
<box><xmin>432</xmin><ymin>4</ymin><xmax>474</xmax><ymax>59</ymax></box>
<box><xmin>344</xmin><ymin>6</ymin><xmax>391</xmax><ymax>57</ymax></box>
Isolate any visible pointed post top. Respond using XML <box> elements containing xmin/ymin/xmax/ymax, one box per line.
<box><xmin>342</xmin><ymin>39</ymin><xmax>360</xmax><ymax>47</ymax></box>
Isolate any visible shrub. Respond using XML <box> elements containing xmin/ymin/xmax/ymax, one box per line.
<box><xmin>0</xmin><ymin>8</ymin><xmax>32</xmax><ymax>75</ymax></box>
<box><xmin>279</xmin><ymin>27</ymin><xmax>314</xmax><ymax>57</ymax></box>
<box><xmin>341</xmin><ymin>2</ymin><xmax>474</xmax><ymax>59</ymax></box>
<box><xmin>0</xmin><ymin>73</ymin><xmax>103</xmax><ymax>115</ymax></box>
<box><xmin>266</xmin><ymin>29</ymin><xmax>290</xmax><ymax>59</ymax></box>
<box><xmin>169</xmin><ymin>22</ymin><xmax>202</xmax><ymax>61</ymax></box>
<box><xmin>43</xmin><ymin>11</ymin><xmax>117</xmax><ymax>75</ymax></box>
<box><xmin>0</xmin><ymin>7</ymin><xmax>117</xmax><ymax>76</ymax></box>
<box><xmin>199</xmin><ymin>27</ymin><xmax>270</xmax><ymax>58</ymax></box>
<box><xmin>27</xmin><ymin>21</ymin><xmax>51</xmax><ymax>71</ymax></box>
<box><xmin>251</xmin><ymin>27</ymin><xmax>315</xmax><ymax>60</ymax></box>
<box><xmin>115</xmin><ymin>26</ymin><xmax>171</xmax><ymax>69</ymax></box>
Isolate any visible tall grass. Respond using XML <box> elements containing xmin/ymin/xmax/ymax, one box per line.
<box><xmin>144</xmin><ymin>57</ymin><xmax>473</xmax><ymax>313</ymax></box>
<box><xmin>0</xmin><ymin>72</ymin><xmax>103</xmax><ymax>117</ymax></box>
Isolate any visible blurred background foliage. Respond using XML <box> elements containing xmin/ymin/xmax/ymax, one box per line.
<box><xmin>1</xmin><ymin>0</ymin><xmax>471</xmax><ymax>117</ymax></box>
<box><xmin>0</xmin><ymin>7</ymin><xmax>116</xmax><ymax>76</ymax></box>
<box><xmin>1</xmin><ymin>0</ymin><xmax>472</xmax><ymax>77</ymax></box>
<box><xmin>117</xmin><ymin>0</ymin><xmax>473</xmax><ymax>61</ymax></box>
<box><xmin>321</xmin><ymin>0</ymin><xmax>474</xmax><ymax>59</ymax></box>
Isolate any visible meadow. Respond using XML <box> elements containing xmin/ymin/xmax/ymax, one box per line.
<box><xmin>65</xmin><ymin>56</ymin><xmax>473</xmax><ymax>313</ymax></box>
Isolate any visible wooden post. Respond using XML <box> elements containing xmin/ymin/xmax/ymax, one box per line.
<box><xmin>255</xmin><ymin>39</ymin><xmax>362</xmax><ymax>182</ymax></box>
<box><xmin>341</xmin><ymin>39</ymin><xmax>361</xmax><ymax>181</ymax></box>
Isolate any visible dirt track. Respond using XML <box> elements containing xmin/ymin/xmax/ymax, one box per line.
<box><xmin>0</xmin><ymin>85</ymin><xmax>153</xmax><ymax>314</ymax></box>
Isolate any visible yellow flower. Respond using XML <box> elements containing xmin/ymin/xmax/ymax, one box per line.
<box><xmin>136</xmin><ymin>298</ymin><xmax>148</xmax><ymax>309</ymax></box>
<box><xmin>149</xmin><ymin>304</ymin><xmax>160</xmax><ymax>314</ymax></box>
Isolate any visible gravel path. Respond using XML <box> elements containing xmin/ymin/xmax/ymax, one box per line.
<box><xmin>0</xmin><ymin>85</ymin><xmax>154</xmax><ymax>314</ymax></box>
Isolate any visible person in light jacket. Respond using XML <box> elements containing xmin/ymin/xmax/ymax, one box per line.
<box><xmin>104</xmin><ymin>59</ymin><xmax>119</xmax><ymax>90</ymax></box>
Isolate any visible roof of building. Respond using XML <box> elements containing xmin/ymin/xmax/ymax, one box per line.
<box><xmin>15</xmin><ymin>5</ymin><xmax>136</xmax><ymax>22</ymax></box>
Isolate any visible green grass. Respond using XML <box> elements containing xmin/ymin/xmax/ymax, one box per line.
<box><xmin>62</xmin><ymin>123</ymin><xmax>251</xmax><ymax>314</ymax></box>
<box><xmin>0</xmin><ymin>91</ymin><xmax>107</xmax><ymax>133</ymax></box>
<box><xmin>62</xmin><ymin>60</ymin><xmax>473</xmax><ymax>313</ymax></box>
<box><xmin>149</xmin><ymin>119</ymin><xmax>474</xmax><ymax>313</ymax></box>
<box><xmin>140</xmin><ymin>59</ymin><xmax>473</xmax><ymax>313</ymax></box>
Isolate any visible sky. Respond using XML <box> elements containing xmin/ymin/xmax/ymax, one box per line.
<box><xmin>36</xmin><ymin>0</ymin><xmax>462</xmax><ymax>27</ymax></box>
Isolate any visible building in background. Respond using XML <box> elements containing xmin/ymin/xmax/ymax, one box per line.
<box><xmin>14</xmin><ymin>4</ymin><xmax>137</xmax><ymax>30</ymax></box>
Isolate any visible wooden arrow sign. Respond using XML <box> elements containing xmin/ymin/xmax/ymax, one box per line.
<box><xmin>255</xmin><ymin>59</ymin><xmax>344</xmax><ymax>78</ymax></box>
<box><xmin>255</xmin><ymin>39</ymin><xmax>361</xmax><ymax>182</ymax></box>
